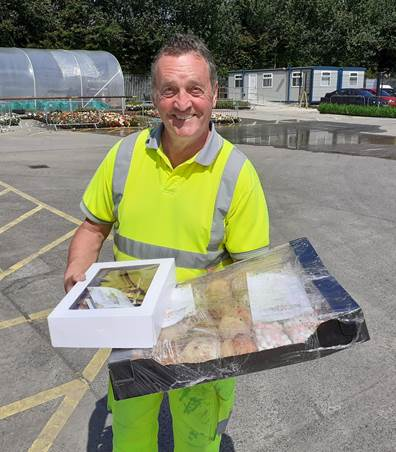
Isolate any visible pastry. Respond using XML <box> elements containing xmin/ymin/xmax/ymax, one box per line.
<box><xmin>220</xmin><ymin>339</ymin><xmax>235</xmax><ymax>357</ymax></box>
<box><xmin>178</xmin><ymin>337</ymin><xmax>220</xmax><ymax>363</ymax></box>
<box><xmin>232</xmin><ymin>334</ymin><xmax>257</xmax><ymax>354</ymax></box>
<box><xmin>218</xmin><ymin>315</ymin><xmax>251</xmax><ymax>338</ymax></box>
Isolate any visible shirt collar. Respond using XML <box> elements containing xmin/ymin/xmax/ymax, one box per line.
<box><xmin>145</xmin><ymin>122</ymin><xmax>224</xmax><ymax>166</ymax></box>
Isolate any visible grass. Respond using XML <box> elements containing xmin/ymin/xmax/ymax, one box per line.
<box><xmin>215</xmin><ymin>99</ymin><xmax>250</xmax><ymax>110</ymax></box>
<box><xmin>318</xmin><ymin>102</ymin><xmax>396</xmax><ymax>118</ymax></box>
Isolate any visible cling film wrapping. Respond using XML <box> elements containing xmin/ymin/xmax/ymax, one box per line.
<box><xmin>108</xmin><ymin>238</ymin><xmax>369</xmax><ymax>399</ymax></box>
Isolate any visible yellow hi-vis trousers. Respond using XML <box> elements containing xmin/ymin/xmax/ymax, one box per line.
<box><xmin>108</xmin><ymin>378</ymin><xmax>236</xmax><ymax>452</ymax></box>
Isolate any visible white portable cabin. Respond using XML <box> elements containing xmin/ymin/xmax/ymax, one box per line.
<box><xmin>228</xmin><ymin>66</ymin><xmax>366</xmax><ymax>104</ymax></box>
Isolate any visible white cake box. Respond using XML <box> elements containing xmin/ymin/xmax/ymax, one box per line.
<box><xmin>48</xmin><ymin>258</ymin><xmax>176</xmax><ymax>348</ymax></box>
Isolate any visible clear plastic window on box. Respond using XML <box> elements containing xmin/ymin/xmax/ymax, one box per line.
<box><xmin>71</xmin><ymin>264</ymin><xmax>160</xmax><ymax>310</ymax></box>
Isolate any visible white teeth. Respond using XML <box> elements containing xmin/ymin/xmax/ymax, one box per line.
<box><xmin>174</xmin><ymin>115</ymin><xmax>193</xmax><ymax>120</ymax></box>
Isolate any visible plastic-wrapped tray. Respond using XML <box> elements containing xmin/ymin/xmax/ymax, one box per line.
<box><xmin>108</xmin><ymin>238</ymin><xmax>369</xmax><ymax>400</ymax></box>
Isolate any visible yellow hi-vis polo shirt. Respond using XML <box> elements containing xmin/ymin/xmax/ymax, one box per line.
<box><xmin>81</xmin><ymin>124</ymin><xmax>269</xmax><ymax>283</ymax></box>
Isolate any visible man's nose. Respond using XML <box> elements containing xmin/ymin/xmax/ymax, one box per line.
<box><xmin>174</xmin><ymin>89</ymin><xmax>192</xmax><ymax>110</ymax></box>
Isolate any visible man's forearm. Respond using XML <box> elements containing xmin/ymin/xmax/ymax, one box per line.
<box><xmin>64</xmin><ymin>219</ymin><xmax>112</xmax><ymax>292</ymax></box>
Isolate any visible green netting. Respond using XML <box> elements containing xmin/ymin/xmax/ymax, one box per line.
<box><xmin>6</xmin><ymin>99</ymin><xmax>111</xmax><ymax>112</ymax></box>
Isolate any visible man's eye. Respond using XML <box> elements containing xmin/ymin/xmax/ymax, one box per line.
<box><xmin>161</xmin><ymin>87</ymin><xmax>176</xmax><ymax>97</ymax></box>
<box><xmin>190</xmin><ymin>87</ymin><xmax>204</xmax><ymax>96</ymax></box>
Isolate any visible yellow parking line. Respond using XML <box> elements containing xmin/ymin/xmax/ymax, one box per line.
<box><xmin>30</xmin><ymin>309</ymin><xmax>52</xmax><ymax>321</ymax></box>
<box><xmin>83</xmin><ymin>348</ymin><xmax>111</xmax><ymax>382</ymax></box>
<box><xmin>0</xmin><ymin>228</ymin><xmax>77</xmax><ymax>281</ymax></box>
<box><xmin>0</xmin><ymin>347</ymin><xmax>109</xmax><ymax>421</ymax></box>
<box><xmin>0</xmin><ymin>180</ymin><xmax>82</xmax><ymax>226</ymax></box>
<box><xmin>30</xmin><ymin>349</ymin><xmax>111</xmax><ymax>451</ymax></box>
<box><xmin>0</xmin><ymin>380</ymin><xmax>84</xmax><ymax>420</ymax></box>
<box><xmin>0</xmin><ymin>309</ymin><xmax>52</xmax><ymax>331</ymax></box>
<box><xmin>0</xmin><ymin>315</ymin><xmax>28</xmax><ymax>330</ymax></box>
<box><xmin>29</xmin><ymin>382</ymin><xmax>88</xmax><ymax>452</ymax></box>
<box><xmin>0</xmin><ymin>347</ymin><xmax>110</xmax><ymax>450</ymax></box>
<box><xmin>0</xmin><ymin>180</ymin><xmax>113</xmax><ymax>449</ymax></box>
<box><xmin>0</xmin><ymin>205</ymin><xmax>42</xmax><ymax>235</ymax></box>
<box><xmin>0</xmin><ymin>187</ymin><xmax>11</xmax><ymax>196</ymax></box>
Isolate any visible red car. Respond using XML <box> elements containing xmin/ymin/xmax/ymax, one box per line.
<box><xmin>366</xmin><ymin>88</ymin><xmax>396</xmax><ymax>107</ymax></box>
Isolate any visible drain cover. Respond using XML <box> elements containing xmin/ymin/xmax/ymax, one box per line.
<box><xmin>29</xmin><ymin>164</ymin><xmax>49</xmax><ymax>169</ymax></box>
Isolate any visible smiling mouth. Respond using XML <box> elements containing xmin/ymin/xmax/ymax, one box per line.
<box><xmin>172</xmin><ymin>114</ymin><xmax>195</xmax><ymax>120</ymax></box>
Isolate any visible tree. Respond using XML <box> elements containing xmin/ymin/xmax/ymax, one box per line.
<box><xmin>0</xmin><ymin>0</ymin><xmax>395</xmax><ymax>75</ymax></box>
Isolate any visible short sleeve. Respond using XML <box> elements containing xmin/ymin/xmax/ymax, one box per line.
<box><xmin>80</xmin><ymin>140</ymin><xmax>122</xmax><ymax>224</ymax></box>
<box><xmin>225</xmin><ymin>159</ymin><xmax>269</xmax><ymax>259</ymax></box>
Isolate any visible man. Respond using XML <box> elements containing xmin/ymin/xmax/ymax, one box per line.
<box><xmin>64</xmin><ymin>34</ymin><xmax>269</xmax><ymax>451</ymax></box>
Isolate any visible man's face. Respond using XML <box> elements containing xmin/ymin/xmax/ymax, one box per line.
<box><xmin>153</xmin><ymin>52</ymin><xmax>217</xmax><ymax>142</ymax></box>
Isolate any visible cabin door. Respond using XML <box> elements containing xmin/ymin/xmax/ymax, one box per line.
<box><xmin>247</xmin><ymin>73</ymin><xmax>258</xmax><ymax>103</ymax></box>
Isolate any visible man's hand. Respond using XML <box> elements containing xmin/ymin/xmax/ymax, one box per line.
<box><xmin>64</xmin><ymin>263</ymin><xmax>88</xmax><ymax>293</ymax></box>
<box><xmin>64</xmin><ymin>219</ymin><xmax>112</xmax><ymax>293</ymax></box>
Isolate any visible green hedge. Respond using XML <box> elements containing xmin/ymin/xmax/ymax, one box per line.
<box><xmin>318</xmin><ymin>103</ymin><xmax>396</xmax><ymax>118</ymax></box>
<box><xmin>215</xmin><ymin>100</ymin><xmax>250</xmax><ymax>110</ymax></box>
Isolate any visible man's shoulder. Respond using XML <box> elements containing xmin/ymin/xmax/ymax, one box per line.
<box><xmin>217</xmin><ymin>135</ymin><xmax>250</xmax><ymax>170</ymax></box>
<box><xmin>110</xmin><ymin>127</ymin><xmax>153</xmax><ymax>158</ymax></box>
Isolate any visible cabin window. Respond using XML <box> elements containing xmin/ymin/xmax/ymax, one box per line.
<box><xmin>291</xmin><ymin>72</ymin><xmax>302</xmax><ymax>87</ymax></box>
<box><xmin>234</xmin><ymin>74</ymin><xmax>243</xmax><ymax>88</ymax></box>
<box><xmin>349</xmin><ymin>72</ymin><xmax>358</xmax><ymax>86</ymax></box>
<box><xmin>321</xmin><ymin>71</ymin><xmax>331</xmax><ymax>86</ymax></box>
<box><xmin>262</xmin><ymin>73</ymin><xmax>273</xmax><ymax>88</ymax></box>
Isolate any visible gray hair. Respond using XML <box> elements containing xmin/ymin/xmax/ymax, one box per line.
<box><xmin>151</xmin><ymin>33</ymin><xmax>217</xmax><ymax>95</ymax></box>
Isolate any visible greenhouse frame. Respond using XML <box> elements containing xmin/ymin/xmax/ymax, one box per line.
<box><xmin>0</xmin><ymin>48</ymin><xmax>125</xmax><ymax>112</ymax></box>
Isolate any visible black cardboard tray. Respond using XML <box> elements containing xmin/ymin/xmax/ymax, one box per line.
<box><xmin>108</xmin><ymin>238</ymin><xmax>370</xmax><ymax>400</ymax></box>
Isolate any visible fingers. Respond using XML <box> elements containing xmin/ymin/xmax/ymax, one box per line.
<box><xmin>64</xmin><ymin>272</ymin><xmax>86</xmax><ymax>293</ymax></box>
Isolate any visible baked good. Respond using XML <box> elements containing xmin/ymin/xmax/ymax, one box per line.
<box><xmin>220</xmin><ymin>339</ymin><xmax>235</xmax><ymax>357</ymax></box>
<box><xmin>206</xmin><ymin>278</ymin><xmax>233</xmax><ymax>301</ymax></box>
<box><xmin>178</xmin><ymin>336</ymin><xmax>220</xmax><ymax>363</ymax></box>
<box><xmin>218</xmin><ymin>315</ymin><xmax>251</xmax><ymax>338</ymax></box>
<box><xmin>232</xmin><ymin>334</ymin><xmax>257</xmax><ymax>354</ymax></box>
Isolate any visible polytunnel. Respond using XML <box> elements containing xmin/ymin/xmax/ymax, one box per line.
<box><xmin>0</xmin><ymin>48</ymin><xmax>125</xmax><ymax>111</ymax></box>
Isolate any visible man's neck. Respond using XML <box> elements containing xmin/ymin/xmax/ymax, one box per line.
<box><xmin>161</xmin><ymin>129</ymin><xmax>210</xmax><ymax>168</ymax></box>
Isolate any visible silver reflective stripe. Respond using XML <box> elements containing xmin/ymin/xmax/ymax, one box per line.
<box><xmin>80</xmin><ymin>200</ymin><xmax>113</xmax><ymax>224</ymax></box>
<box><xmin>230</xmin><ymin>246</ymin><xmax>269</xmax><ymax>261</ymax></box>
<box><xmin>112</xmin><ymin>132</ymin><xmax>140</xmax><ymax>218</ymax></box>
<box><xmin>114</xmin><ymin>234</ymin><xmax>228</xmax><ymax>269</ymax></box>
<box><xmin>207</xmin><ymin>146</ymin><xmax>247</xmax><ymax>252</ymax></box>
<box><xmin>216</xmin><ymin>417</ymin><xmax>230</xmax><ymax>435</ymax></box>
<box><xmin>112</xmin><ymin>134</ymin><xmax>246</xmax><ymax>269</ymax></box>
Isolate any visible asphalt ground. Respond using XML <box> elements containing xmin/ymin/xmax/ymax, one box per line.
<box><xmin>0</xmin><ymin>113</ymin><xmax>395</xmax><ymax>451</ymax></box>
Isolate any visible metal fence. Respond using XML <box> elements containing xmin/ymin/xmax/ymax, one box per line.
<box><xmin>124</xmin><ymin>74</ymin><xmax>152</xmax><ymax>101</ymax></box>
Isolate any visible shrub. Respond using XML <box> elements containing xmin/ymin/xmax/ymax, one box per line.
<box><xmin>318</xmin><ymin>103</ymin><xmax>396</xmax><ymax>118</ymax></box>
<box><xmin>215</xmin><ymin>100</ymin><xmax>250</xmax><ymax>110</ymax></box>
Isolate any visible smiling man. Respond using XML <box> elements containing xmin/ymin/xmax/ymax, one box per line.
<box><xmin>153</xmin><ymin>50</ymin><xmax>217</xmax><ymax>166</ymax></box>
<box><xmin>64</xmin><ymin>34</ymin><xmax>269</xmax><ymax>451</ymax></box>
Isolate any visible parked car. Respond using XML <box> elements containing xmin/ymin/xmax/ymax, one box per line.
<box><xmin>320</xmin><ymin>89</ymin><xmax>389</xmax><ymax>106</ymax></box>
<box><xmin>366</xmin><ymin>88</ymin><xmax>396</xmax><ymax>107</ymax></box>
<box><xmin>381</xmin><ymin>84</ymin><xmax>395</xmax><ymax>95</ymax></box>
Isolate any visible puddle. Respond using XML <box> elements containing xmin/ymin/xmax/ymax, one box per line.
<box><xmin>216</xmin><ymin>120</ymin><xmax>396</xmax><ymax>160</ymax></box>
<box><xmin>216</xmin><ymin>121</ymin><xmax>396</xmax><ymax>147</ymax></box>
<box><xmin>76</xmin><ymin>120</ymin><xmax>396</xmax><ymax>160</ymax></box>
